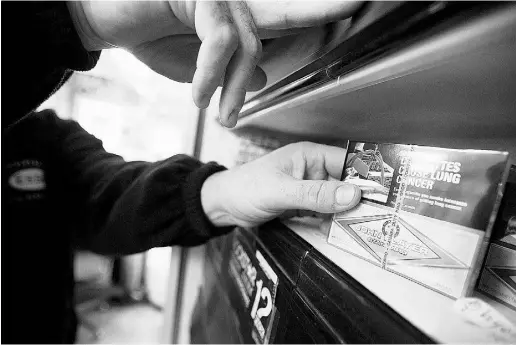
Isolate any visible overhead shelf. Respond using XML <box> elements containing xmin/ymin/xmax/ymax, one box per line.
<box><xmin>233</xmin><ymin>3</ymin><xmax>516</xmax><ymax>156</ymax></box>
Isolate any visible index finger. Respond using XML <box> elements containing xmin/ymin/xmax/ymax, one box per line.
<box><xmin>192</xmin><ymin>1</ymin><xmax>238</xmax><ymax>109</ymax></box>
<box><xmin>219</xmin><ymin>1</ymin><xmax>264</xmax><ymax>127</ymax></box>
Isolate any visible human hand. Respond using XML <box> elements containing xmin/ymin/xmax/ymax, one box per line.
<box><xmin>68</xmin><ymin>1</ymin><xmax>362</xmax><ymax>127</ymax></box>
<box><xmin>201</xmin><ymin>142</ymin><xmax>362</xmax><ymax>228</ymax></box>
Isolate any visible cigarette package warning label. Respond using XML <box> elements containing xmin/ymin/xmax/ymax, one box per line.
<box><xmin>328</xmin><ymin>141</ymin><xmax>509</xmax><ymax>299</ymax></box>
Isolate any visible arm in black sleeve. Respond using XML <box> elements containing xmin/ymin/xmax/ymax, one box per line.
<box><xmin>2</xmin><ymin>2</ymin><xmax>100</xmax><ymax>126</ymax></box>
<box><xmin>45</xmin><ymin>110</ymin><xmax>233</xmax><ymax>255</ymax></box>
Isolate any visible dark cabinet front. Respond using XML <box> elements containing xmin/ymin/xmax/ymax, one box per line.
<box><xmin>191</xmin><ymin>221</ymin><xmax>435</xmax><ymax>343</ymax></box>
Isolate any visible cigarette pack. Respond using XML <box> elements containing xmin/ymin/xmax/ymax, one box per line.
<box><xmin>327</xmin><ymin>141</ymin><xmax>510</xmax><ymax>299</ymax></box>
<box><xmin>478</xmin><ymin>165</ymin><xmax>516</xmax><ymax>310</ymax></box>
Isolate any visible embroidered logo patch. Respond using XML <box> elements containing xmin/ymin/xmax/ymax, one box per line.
<box><xmin>8</xmin><ymin>168</ymin><xmax>46</xmax><ymax>191</ymax></box>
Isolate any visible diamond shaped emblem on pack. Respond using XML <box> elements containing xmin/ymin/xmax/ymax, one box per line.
<box><xmin>334</xmin><ymin>214</ymin><xmax>468</xmax><ymax>268</ymax></box>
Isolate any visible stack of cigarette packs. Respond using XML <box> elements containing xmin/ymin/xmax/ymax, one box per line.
<box><xmin>477</xmin><ymin>165</ymin><xmax>516</xmax><ymax>310</ymax></box>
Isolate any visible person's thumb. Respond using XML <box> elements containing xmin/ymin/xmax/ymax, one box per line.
<box><xmin>284</xmin><ymin>180</ymin><xmax>361</xmax><ymax>213</ymax></box>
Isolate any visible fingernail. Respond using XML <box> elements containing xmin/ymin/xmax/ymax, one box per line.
<box><xmin>227</xmin><ymin>109</ymin><xmax>240</xmax><ymax>127</ymax></box>
<box><xmin>336</xmin><ymin>184</ymin><xmax>360</xmax><ymax>206</ymax></box>
<box><xmin>197</xmin><ymin>93</ymin><xmax>210</xmax><ymax>109</ymax></box>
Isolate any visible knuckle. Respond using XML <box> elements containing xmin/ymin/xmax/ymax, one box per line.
<box><xmin>307</xmin><ymin>182</ymin><xmax>327</xmax><ymax>209</ymax></box>
<box><xmin>290</xmin><ymin>141</ymin><xmax>316</xmax><ymax>156</ymax></box>
<box><xmin>284</xmin><ymin>143</ymin><xmax>298</xmax><ymax>151</ymax></box>
<box><xmin>286</xmin><ymin>141</ymin><xmax>312</xmax><ymax>153</ymax></box>
<box><xmin>214</xmin><ymin>25</ymin><xmax>239</xmax><ymax>51</ymax></box>
<box><xmin>242</xmin><ymin>36</ymin><xmax>262</xmax><ymax>61</ymax></box>
<box><xmin>279</xmin><ymin>143</ymin><xmax>297</xmax><ymax>156</ymax></box>
<box><xmin>298</xmin><ymin>141</ymin><xmax>316</xmax><ymax>150</ymax></box>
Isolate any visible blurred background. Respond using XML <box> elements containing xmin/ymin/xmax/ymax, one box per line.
<box><xmin>38</xmin><ymin>43</ymin><xmax>289</xmax><ymax>343</ymax></box>
<box><xmin>39</xmin><ymin>48</ymin><xmax>240</xmax><ymax>344</ymax></box>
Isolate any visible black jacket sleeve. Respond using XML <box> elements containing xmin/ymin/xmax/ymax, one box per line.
<box><xmin>2</xmin><ymin>2</ymin><xmax>100</xmax><ymax>127</ymax></box>
<box><xmin>44</xmin><ymin>110</ymin><xmax>233</xmax><ymax>255</ymax></box>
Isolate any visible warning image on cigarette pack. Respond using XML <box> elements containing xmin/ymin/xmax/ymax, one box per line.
<box><xmin>342</xmin><ymin>142</ymin><xmax>395</xmax><ymax>203</ymax></box>
<box><xmin>330</xmin><ymin>141</ymin><xmax>509</xmax><ymax>298</ymax></box>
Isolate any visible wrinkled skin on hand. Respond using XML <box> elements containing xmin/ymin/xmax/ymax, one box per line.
<box><xmin>201</xmin><ymin>142</ymin><xmax>362</xmax><ymax>228</ymax></box>
<box><xmin>70</xmin><ymin>1</ymin><xmax>363</xmax><ymax>127</ymax></box>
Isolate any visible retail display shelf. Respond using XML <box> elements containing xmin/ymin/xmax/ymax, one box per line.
<box><xmin>283</xmin><ymin>217</ymin><xmax>516</xmax><ymax>344</ymax></box>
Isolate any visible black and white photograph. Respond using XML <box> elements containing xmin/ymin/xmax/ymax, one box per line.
<box><xmin>2</xmin><ymin>1</ymin><xmax>516</xmax><ymax>344</ymax></box>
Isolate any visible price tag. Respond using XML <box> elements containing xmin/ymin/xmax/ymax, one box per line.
<box><xmin>229</xmin><ymin>235</ymin><xmax>279</xmax><ymax>344</ymax></box>
<box><xmin>454</xmin><ymin>297</ymin><xmax>516</xmax><ymax>343</ymax></box>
